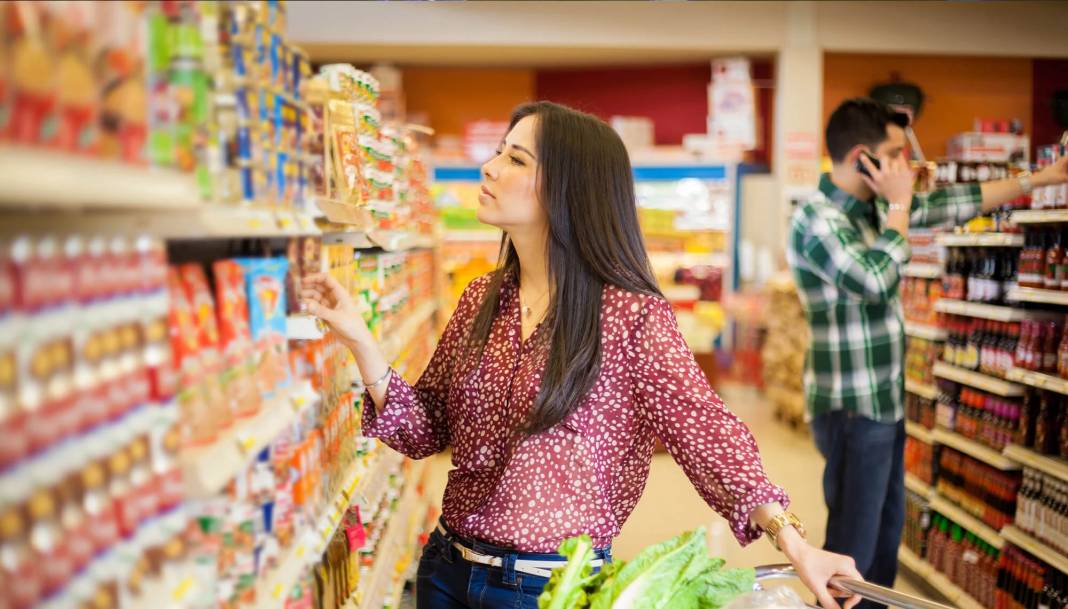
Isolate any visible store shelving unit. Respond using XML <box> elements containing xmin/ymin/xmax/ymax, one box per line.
<box><xmin>381</xmin><ymin>300</ymin><xmax>440</xmax><ymax>365</ymax></box>
<box><xmin>935</xmin><ymin>233</ymin><xmax>1025</xmax><ymax>247</ymax></box>
<box><xmin>1002</xmin><ymin>444</ymin><xmax>1068</xmax><ymax>482</ymax></box>
<box><xmin>256</xmin><ymin>454</ymin><xmax>377</xmax><ymax>608</ymax></box>
<box><xmin>931</xmin><ymin>428</ymin><xmax>1021</xmax><ymax>471</ymax></box>
<box><xmin>905</xmin><ymin>379</ymin><xmax>940</xmax><ymax>401</ymax></box>
<box><xmin>1005</xmin><ymin>367</ymin><xmax>1068</xmax><ymax>395</ymax></box>
<box><xmin>906</xmin><ymin>420</ymin><xmax>935</xmax><ymax>445</ymax></box>
<box><xmin>934</xmin><ymin>299</ymin><xmax>1058</xmax><ymax>322</ymax></box>
<box><xmin>903</xmin><ymin>263</ymin><xmax>943</xmax><ymax>279</ymax></box>
<box><xmin>1000</xmin><ymin>526</ymin><xmax>1068</xmax><ymax>575</ymax></box>
<box><xmin>0</xmin><ymin>145</ymin><xmax>200</xmax><ymax>211</ymax></box>
<box><xmin>1007</xmin><ymin>286</ymin><xmax>1068</xmax><ymax>307</ymax></box>
<box><xmin>905</xmin><ymin>322</ymin><xmax>947</xmax><ymax>341</ymax></box>
<box><xmin>932</xmin><ymin>361</ymin><xmax>1025</xmax><ymax>397</ymax></box>
<box><xmin>1009</xmin><ymin>209</ymin><xmax>1068</xmax><ymax>225</ymax></box>
<box><xmin>181</xmin><ymin>380</ymin><xmax>320</xmax><ymax>498</ymax></box>
<box><xmin>897</xmin><ymin>547</ymin><xmax>986</xmax><ymax>609</ymax></box>
<box><xmin>905</xmin><ymin>472</ymin><xmax>935</xmax><ymax>499</ymax></box>
<box><xmin>929</xmin><ymin>495</ymin><xmax>1005</xmax><ymax>549</ymax></box>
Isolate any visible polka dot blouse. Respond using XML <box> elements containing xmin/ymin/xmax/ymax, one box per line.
<box><xmin>362</xmin><ymin>272</ymin><xmax>789</xmax><ymax>552</ymax></box>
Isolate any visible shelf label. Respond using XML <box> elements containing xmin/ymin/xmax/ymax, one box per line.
<box><xmin>236</xmin><ymin>435</ymin><xmax>257</xmax><ymax>454</ymax></box>
<box><xmin>173</xmin><ymin>578</ymin><xmax>195</xmax><ymax>601</ymax></box>
<box><xmin>273</xmin><ymin>583</ymin><xmax>285</xmax><ymax>599</ymax></box>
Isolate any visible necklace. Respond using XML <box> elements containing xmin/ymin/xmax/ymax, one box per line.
<box><xmin>520</xmin><ymin>287</ymin><xmax>550</xmax><ymax>319</ymax></box>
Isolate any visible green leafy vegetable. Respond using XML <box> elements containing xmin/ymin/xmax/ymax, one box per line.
<box><xmin>538</xmin><ymin>529</ymin><xmax>755</xmax><ymax>609</ymax></box>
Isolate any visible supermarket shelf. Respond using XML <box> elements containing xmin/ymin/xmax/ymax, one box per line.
<box><xmin>0</xmin><ymin>145</ymin><xmax>200</xmax><ymax>212</ymax></box>
<box><xmin>905</xmin><ymin>380</ymin><xmax>940</xmax><ymax>401</ymax></box>
<box><xmin>371</xmin><ymin>230</ymin><xmax>437</xmax><ymax>251</ymax></box>
<box><xmin>897</xmin><ymin>547</ymin><xmax>985</xmax><ymax>609</ymax></box>
<box><xmin>897</xmin><ymin>546</ymin><xmax>929</xmax><ymax>578</ymax></box>
<box><xmin>648</xmin><ymin>251</ymin><xmax>730</xmax><ymax>269</ymax></box>
<box><xmin>1003</xmin><ymin>444</ymin><xmax>1068</xmax><ymax>482</ymax></box>
<box><xmin>322</xmin><ymin>228</ymin><xmax>437</xmax><ymax>251</ymax></box>
<box><xmin>256</xmin><ymin>456</ymin><xmax>368</xmax><ymax>608</ymax></box>
<box><xmin>315</xmin><ymin>197</ymin><xmax>374</xmax><ymax>228</ymax></box>
<box><xmin>931</xmin><ymin>494</ymin><xmax>1004</xmax><ymax>549</ymax></box>
<box><xmin>906</xmin><ymin>421</ymin><xmax>935</xmax><ymax>445</ymax></box>
<box><xmin>934</xmin><ymin>299</ymin><xmax>1060</xmax><ymax>322</ymax></box>
<box><xmin>0</xmin><ymin>203</ymin><xmax>320</xmax><ymax>238</ymax></box>
<box><xmin>181</xmin><ymin>380</ymin><xmax>320</xmax><ymax>498</ymax></box>
<box><xmin>1009</xmin><ymin>209</ymin><xmax>1068</xmax><ymax>225</ymax></box>
<box><xmin>381</xmin><ymin>300</ymin><xmax>439</xmax><ymax>364</ymax></box>
<box><xmin>932</xmin><ymin>361</ymin><xmax>1024</xmax><ymax>397</ymax></box>
<box><xmin>905</xmin><ymin>322</ymin><xmax>947</xmax><ymax>341</ymax></box>
<box><xmin>936</xmin><ymin>233</ymin><xmax>1024</xmax><ymax>247</ymax></box>
<box><xmin>932</xmin><ymin>428</ymin><xmax>1021</xmax><ymax>471</ymax></box>
<box><xmin>1008</xmin><ymin>286</ymin><xmax>1068</xmax><ymax>307</ymax></box>
<box><xmin>903</xmin><ymin>263</ymin><xmax>943</xmax><ymax>279</ymax></box>
<box><xmin>905</xmin><ymin>472</ymin><xmax>934</xmax><ymax>499</ymax></box>
<box><xmin>1001</xmin><ymin>525</ymin><xmax>1068</xmax><ymax>575</ymax></box>
<box><xmin>1005</xmin><ymin>367</ymin><xmax>1068</xmax><ymax>396</ymax></box>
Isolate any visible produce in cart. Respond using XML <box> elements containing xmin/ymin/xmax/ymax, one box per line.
<box><xmin>538</xmin><ymin>528</ymin><xmax>756</xmax><ymax>609</ymax></box>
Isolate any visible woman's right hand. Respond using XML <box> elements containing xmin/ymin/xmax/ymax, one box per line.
<box><xmin>300</xmin><ymin>273</ymin><xmax>371</xmax><ymax>347</ymax></box>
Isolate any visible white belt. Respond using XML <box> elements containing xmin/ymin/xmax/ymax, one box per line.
<box><xmin>435</xmin><ymin>524</ymin><xmax>604</xmax><ymax>578</ymax></box>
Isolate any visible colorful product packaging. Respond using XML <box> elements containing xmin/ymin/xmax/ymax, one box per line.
<box><xmin>236</xmin><ymin>257</ymin><xmax>290</xmax><ymax>399</ymax></box>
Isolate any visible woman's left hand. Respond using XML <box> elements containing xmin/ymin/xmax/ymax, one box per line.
<box><xmin>777</xmin><ymin>527</ymin><xmax>864</xmax><ymax>609</ymax></box>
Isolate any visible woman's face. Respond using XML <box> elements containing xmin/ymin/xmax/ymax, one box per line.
<box><xmin>477</xmin><ymin>115</ymin><xmax>545</xmax><ymax>233</ymax></box>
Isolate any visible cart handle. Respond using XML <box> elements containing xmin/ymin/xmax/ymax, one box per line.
<box><xmin>754</xmin><ymin>564</ymin><xmax>956</xmax><ymax>609</ymax></box>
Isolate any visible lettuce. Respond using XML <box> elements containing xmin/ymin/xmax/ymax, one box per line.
<box><xmin>538</xmin><ymin>529</ymin><xmax>754</xmax><ymax>609</ymax></box>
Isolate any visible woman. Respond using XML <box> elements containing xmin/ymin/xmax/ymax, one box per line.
<box><xmin>302</xmin><ymin>102</ymin><xmax>863</xmax><ymax>609</ymax></box>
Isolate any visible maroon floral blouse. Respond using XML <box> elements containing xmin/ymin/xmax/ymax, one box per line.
<box><xmin>362</xmin><ymin>272</ymin><xmax>789</xmax><ymax>552</ymax></box>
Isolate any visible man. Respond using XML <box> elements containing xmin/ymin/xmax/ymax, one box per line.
<box><xmin>787</xmin><ymin>97</ymin><xmax>1068</xmax><ymax>606</ymax></box>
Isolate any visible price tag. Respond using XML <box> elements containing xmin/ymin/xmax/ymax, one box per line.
<box><xmin>279</xmin><ymin>213</ymin><xmax>295</xmax><ymax>230</ymax></box>
<box><xmin>173</xmin><ymin>578</ymin><xmax>194</xmax><ymax>601</ymax></box>
<box><xmin>297</xmin><ymin>544</ymin><xmax>306</xmax><ymax>558</ymax></box>
<box><xmin>273</xmin><ymin>583</ymin><xmax>285</xmax><ymax>599</ymax></box>
<box><xmin>236</xmin><ymin>435</ymin><xmax>257</xmax><ymax>454</ymax></box>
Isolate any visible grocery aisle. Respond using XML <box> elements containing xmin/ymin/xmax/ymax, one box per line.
<box><xmin>421</xmin><ymin>382</ymin><xmax>927</xmax><ymax>602</ymax></box>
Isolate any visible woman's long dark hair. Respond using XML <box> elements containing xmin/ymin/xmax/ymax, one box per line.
<box><xmin>468</xmin><ymin>101</ymin><xmax>662</xmax><ymax>435</ymax></box>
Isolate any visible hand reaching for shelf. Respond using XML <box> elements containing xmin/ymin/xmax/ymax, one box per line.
<box><xmin>300</xmin><ymin>273</ymin><xmax>372</xmax><ymax>346</ymax></box>
<box><xmin>301</xmin><ymin>273</ymin><xmax>392</xmax><ymax>410</ymax></box>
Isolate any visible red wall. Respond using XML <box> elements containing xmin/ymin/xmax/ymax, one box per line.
<box><xmin>1032</xmin><ymin>59</ymin><xmax>1068</xmax><ymax>153</ymax></box>
<box><xmin>534</xmin><ymin>61</ymin><xmax>773</xmax><ymax>165</ymax></box>
<box><xmin>535</xmin><ymin>64</ymin><xmax>711</xmax><ymax>147</ymax></box>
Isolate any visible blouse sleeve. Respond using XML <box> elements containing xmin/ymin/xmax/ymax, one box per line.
<box><xmin>361</xmin><ymin>277</ymin><xmax>485</xmax><ymax>459</ymax></box>
<box><xmin>629</xmin><ymin>296</ymin><xmax>790</xmax><ymax>545</ymax></box>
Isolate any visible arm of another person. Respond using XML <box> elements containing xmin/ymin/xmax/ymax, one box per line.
<box><xmin>795</xmin><ymin>207</ymin><xmax>911</xmax><ymax>304</ymax></box>
<box><xmin>302</xmin><ymin>274</ymin><xmax>484</xmax><ymax>459</ymax></box>
<box><xmin>629</xmin><ymin>297</ymin><xmax>862</xmax><ymax>609</ymax></box>
<box><xmin>908</xmin><ymin>154</ymin><xmax>1068</xmax><ymax>228</ymax></box>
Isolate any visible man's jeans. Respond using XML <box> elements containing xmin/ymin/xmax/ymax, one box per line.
<box><xmin>811</xmin><ymin>410</ymin><xmax>906</xmax><ymax>609</ymax></box>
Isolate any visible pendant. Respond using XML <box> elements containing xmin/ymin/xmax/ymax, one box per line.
<box><xmin>522</xmin><ymin>305</ymin><xmax>532</xmax><ymax>318</ymax></box>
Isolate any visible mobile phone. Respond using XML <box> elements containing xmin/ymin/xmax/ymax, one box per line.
<box><xmin>856</xmin><ymin>152</ymin><xmax>881</xmax><ymax>178</ymax></box>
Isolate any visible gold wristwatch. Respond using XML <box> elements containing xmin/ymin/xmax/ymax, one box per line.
<box><xmin>764</xmin><ymin>512</ymin><xmax>806</xmax><ymax>550</ymax></box>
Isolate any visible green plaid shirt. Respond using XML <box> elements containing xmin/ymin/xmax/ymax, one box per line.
<box><xmin>787</xmin><ymin>174</ymin><xmax>982</xmax><ymax>423</ymax></box>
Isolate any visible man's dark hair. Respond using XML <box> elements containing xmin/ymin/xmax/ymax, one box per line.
<box><xmin>825</xmin><ymin>97</ymin><xmax>910</xmax><ymax>163</ymax></box>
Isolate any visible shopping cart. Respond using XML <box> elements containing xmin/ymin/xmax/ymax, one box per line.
<box><xmin>755</xmin><ymin>564</ymin><xmax>956</xmax><ymax>609</ymax></box>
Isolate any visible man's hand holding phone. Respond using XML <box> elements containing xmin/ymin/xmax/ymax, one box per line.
<box><xmin>859</xmin><ymin>153</ymin><xmax>914</xmax><ymax>236</ymax></box>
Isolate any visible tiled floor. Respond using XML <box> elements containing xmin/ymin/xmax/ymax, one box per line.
<box><xmin>419</xmin><ymin>383</ymin><xmax>931</xmax><ymax>606</ymax></box>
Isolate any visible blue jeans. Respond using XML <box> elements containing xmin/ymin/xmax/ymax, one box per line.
<box><xmin>416</xmin><ymin>520</ymin><xmax>612</xmax><ymax>609</ymax></box>
<box><xmin>811</xmin><ymin>411</ymin><xmax>905</xmax><ymax>609</ymax></box>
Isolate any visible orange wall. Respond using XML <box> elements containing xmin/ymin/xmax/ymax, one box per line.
<box><xmin>402</xmin><ymin>68</ymin><xmax>535</xmax><ymax>139</ymax></box>
<box><xmin>823</xmin><ymin>53</ymin><xmax>1033</xmax><ymax>159</ymax></box>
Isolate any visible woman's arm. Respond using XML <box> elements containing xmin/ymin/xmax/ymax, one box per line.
<box><xmin>628</xmin><ymin>296</ymin><xmax>861</xmax><ymax>609</ymax></box>
<box><xmin>302</xmin><ymin>273</ymin><xmax>486</xmax><ymax>459</ymax></box>
<box><xmin>750</xmin><ymin>504</ymin><xmax>863</xmax><ymax>609</ymax></box>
